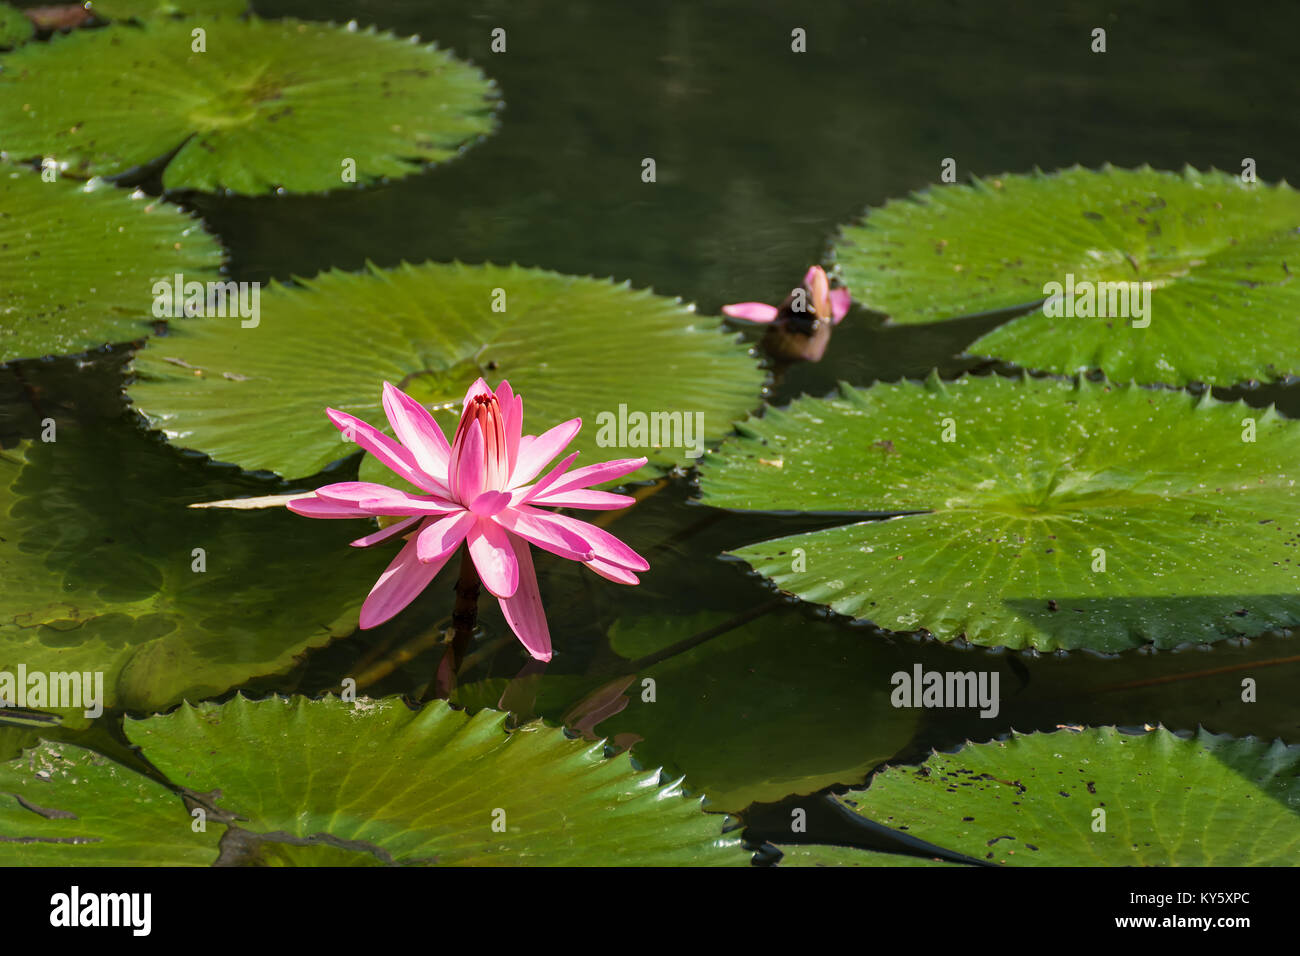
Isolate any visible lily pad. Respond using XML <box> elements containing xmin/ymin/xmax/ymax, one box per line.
<box><xmin>697</xmin><ymin>373</ymin><xmax>1300</xmax><ymax>651</ymax></box>
<box><xmin>0</xmin><ymin>169</ymin><xmax>221</xmax><ymax>363</ymax></box>
<box><xmin>836</xmin><ymin>726</ymin><xmax>1300</xmax><ymax>865</ymax></box>
<box><xmin>0</xmin><ymin>4</ymin><xmax>33</xmax><ymax>48</ymax></box>
<box><xmin>0</xmin><ymin>739</ymin><xmax>221</xmax><ymax>865</ymax></box>
<box><xmin>774</xmin><ymin>845</ymin><xmax>961</xmax><ymax>867</ymax></box>
<box><xmin>128</xmin><ymin>261</ymin><xmax>764</xmax><ymax>480</ymax></box>
<box><xmin>833</xmin><ymin>167</ymin><xmax>1300</xmax><ymax>386</ymax></box>
<box><xmin>127</xmin><ymin>695</ymin><xmax>750</xmax><ymax>866</ymax></box>
<box><xmin>0</xmin><ymin>430</ymin><xmax>391</xmax><ymax>726</ymax></box>
<box><xmin>251</xmin><ymin>841</ymin><xmax>391</xmax><ymax>866</ymax></box>
<box><xmin>0</xmin><ymin>18</ymin><xmax>498</xmax><ymax>194</ymax></box>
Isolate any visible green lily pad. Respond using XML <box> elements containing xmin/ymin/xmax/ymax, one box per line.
<box><xmin>0</xmin><ymin>169</ymin><xmax>221</xmax><ymax>363</ymax></box>
<box><xmin>836</xmin><ymin>726</ymin><xmax>1300</xmax><ymax>865</ymax></box>
<box><xmin>0</xmin><ymin>18</ymin><xmax>498</xmax><ymax>194</ymax></box>
<box><xmin>127</xmin><ymin>695</ymin><xmax>750</xmax><ymax>866</ymax></box>
<box><xmin>0</xmin><ymin>726</ymin><xmax>40</xmax><ymax>762</ymax></box>
<box><xmin>833</xmin><ymin>167</ymin><xmax>1300</xmax><ymax>386</ymax></box>
<box><xmin>0</xmin><ymin>430</ymin><xmax>391</xmax><ymax>726</ymax></box>
<box><xmin>251</xmin><ymin>841</ymin><xmax>390</xmax><ymax>867</ymax></box>
<box><xmin>774</xmin><ymin>845</ymin><xmax>962</xmax><ymax>866</ymax></box>
<box><xmin>600</xmin><ymin>611</ymin><xmax>919</xmax><ymax>811</ymax></box>
<box><xmin>0</xmin><ymin>739</ymin><xmax>221</xmax><ymax>865</ymax></box>
<box><xmin>0</xmin><ymin>4</ymin><xmax>33</xmax><ymax>48</ymax></box>
<box><xmin>697</xmin><ymin>373</ymin><xmax>1300</xmax><ymax>651</ymax></box>
<box><xmin>128</xmin><ymin>261</ymin><xmax>764</xmax><ymax>480</ymax></box>
<box><xmin>86</xmin><ymin>0</ymin><xmax>248</xmax><ymax>20</ymax></box>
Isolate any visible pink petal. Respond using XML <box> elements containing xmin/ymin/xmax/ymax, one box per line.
<box><xmin>540</xmin><ymin>457</ymin><xmax>647</xmax><ymax>497</ymax></box>
<box><xmin>467</xmin><ymin>517</ymin><xmax>519</xmax><ymax>598</ymax></box>
<box><xmin>493</xmin><ymin>508</ymin><xmax>596</xmax><ymax>562</ymax></box>
<box><xmin>721</xmin><ymin>302</ymin><xmax>779</xmax><ymax>323</ymax></box>
<box><xmin>510</xmin><ymin>418</ymin><xmax>581</xmax><ymax>487</ymax></box>
<box><xmin>451</xmin><ymin>419</ymin><xmax>488</xmax><ymax>503</ymax></box>
<box><xmin>496</xmin><ymin>534</ymin><xmax>552</xmax><ymax>661</ymax></box>
<box><xmin>382</xmin><ymin>382</ymin><xmax>451</xmax><ymax>481</ymax></box>
<box><xmin>829</xmin><ymin>287</ymin><xmax>852</xmax><ymax>323</ymax></box>
<box><xmin>326</xmin><ymin>408</ymin><xmax>447</xmax><ymax>495</ymax></box>
<box><xmin>461</xmin><ymin>377</ymin><xmax>493</xmax><ymax>411</ymax></box>
<box><xmin>530</xmin><ymin>488</ymin><xmax>636</xmax><ymax>511</ymax></box>
<box><xmin>807</xmin><ymin>266</ymin><xmax>830</xmax><ymax>316</ymax></box>
<box><xmin>315</xmin><ymin>481</ymin><xmax>400</xmax><ymax>503</ymax></box>
<box><xmin>287</xmin><ymin>494</ymin><xmax>373</xmax><ymax>519</ymax></box>
<box><xmin>585</xmin><ymin>555</ymin><xmax>641</xmax><ymax>585</ymax></box>
<box><xmin>350</xmin><ymin>515</ymin><xmax>421</xmax><ymax>548</ymax></box>
<box><xmin>515</xmin><ymin>451</ymin><xmax>580</xmax><ymax>505</ymax></box>
<box><xmin>416</xmin><ymin>510</ymin><xmax>474</xmax><ymax>564</ymax></box>
<box><xmin>316</xmin><ymin>481</ymin><xmax>459</xmax><ymax>516</ymax></box>
<box><xmin>359</xmin><ymin>536</ymin><xmax>452</xmax><ymax>629</ymax></box>
<box><xmin>522</xmin><ymin>510</ymin><xmax>649</xmax><ymax>572</ymax></box>
<box><xmin>496</xmin><ymin>381</ymin><xmax>523</xmax><ymax>475</ymax></box>
<box><xmin>469</xmin><ymin>489</ymin><xmax>512</xmax><ymax>517</ymax></box>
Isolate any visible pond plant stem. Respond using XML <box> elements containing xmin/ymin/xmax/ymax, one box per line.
<box><xmin>426</xmin><ymin>546</ymin><xmax>481</xmax><ymax>702</ymax></box>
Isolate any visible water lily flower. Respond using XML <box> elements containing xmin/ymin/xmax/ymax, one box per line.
<box><xmin>721</xmin><ymin>266</ymin><xmax>851</xmax><ymax>363</ymax></box>
<box><xmin>721</xmin><ymin>265</ymin><xmax>851</xmax><ymax>326</ymax></box>
<box><xmin>288</xmin><ymin>380</ymin><xmax>649</xmax><ymax>661</ymax></box>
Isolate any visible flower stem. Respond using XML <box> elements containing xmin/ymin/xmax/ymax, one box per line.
<box><xmin>426</xmin><ymin>546</ymin><xmax>480</xmax><ymax>701</ymax></box>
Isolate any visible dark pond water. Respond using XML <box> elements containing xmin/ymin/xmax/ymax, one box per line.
<box><xmin>4</xmin><ymin>0</ymin><xmax>1299</xmax><ymax>859</ymax></box>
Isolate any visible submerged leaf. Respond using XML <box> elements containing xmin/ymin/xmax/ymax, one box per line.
<box><xmin>594</xmin><ymin>609</ymin><xmax>919</xmax><ymax>812</ymax></box>
<box><xmin>0</xmin><ymin>432</ymin><xmax>391</xmax><ymax>726</ymax></box>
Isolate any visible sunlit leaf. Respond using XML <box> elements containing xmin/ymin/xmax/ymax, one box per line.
<box><xmin>128</xmin><ymin>695</ymin><xmax>750</xmax><ymax>866</ymax></box>
<box><xmin>698</xmin><ymin>374</ymin><xmax>1300</xmax><ymax>651</ymax></box>
<box><xmin>128</xmin><ymin>261</ymin><xmax>764</xmax><ymax>481</ymax></box>
<box><xmin>836</xmin><ymin>726</ymin><xmax>1300</xmax><ymax>865</ymax></box>
<box><xmin>0</xmin><ymin>169</ymin><xmax>221</xmax><ymax>363</ymax></box>
<box><xmin>0</xmin><ymin>18</ymin><xmax>498</xmax><ymax>194</ymax></box>
<box><xmin>0</xmin><ymin>740</ymin><xmax>221</xmax><ymax>864</ymax></box>
<box><xmin>833</xmin><ymin>167</ymin><xmax>1300</xmax><ymax>386</ymax></box>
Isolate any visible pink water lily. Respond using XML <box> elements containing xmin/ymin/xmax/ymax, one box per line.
<box><xmin>722</xmin><ymin>265</ymin><xmax>851</xmax><ymax>325</ymax></box>
<box><xmin>288</xmin><ymin>380</ymin><xmax>649</xmax><ymax>661</ymax></box>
